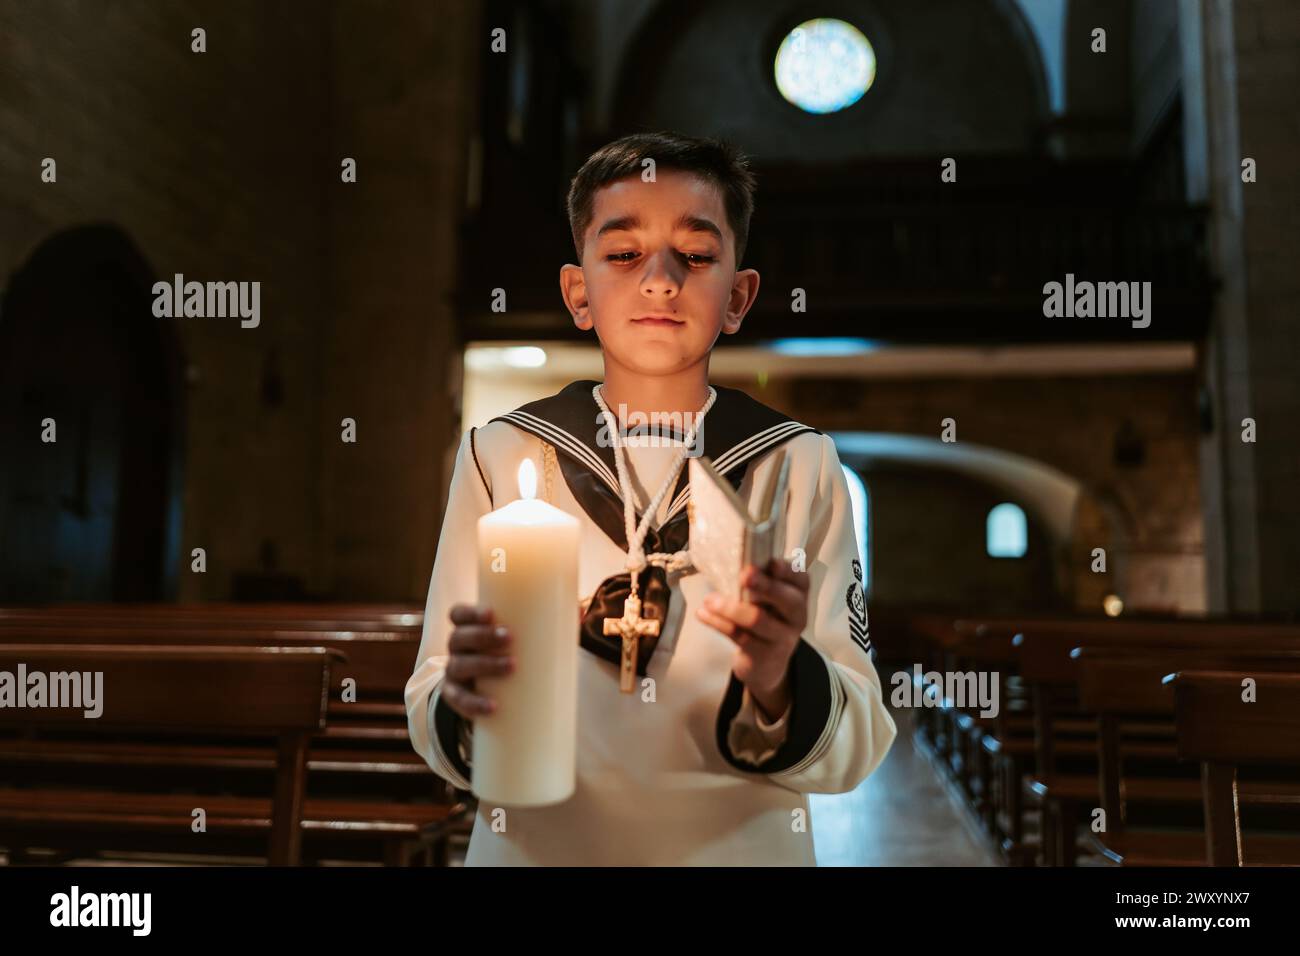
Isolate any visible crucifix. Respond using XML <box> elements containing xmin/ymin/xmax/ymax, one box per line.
<box><xmin>604</xmin><ymin>591</ymin><xmax>661</xmax><ymax>693</ymax></box>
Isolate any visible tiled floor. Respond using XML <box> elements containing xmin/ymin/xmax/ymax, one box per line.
<box><xmin>811</xmin><ymin>706</ymin><xmax>1001</xmax><ymax>866</ymax></box>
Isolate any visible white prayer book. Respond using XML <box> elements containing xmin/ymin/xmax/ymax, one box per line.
<box><xmin>687</xmin><ymin>448</ymin><xmax>791</xmax><ymax>601</ymax></box>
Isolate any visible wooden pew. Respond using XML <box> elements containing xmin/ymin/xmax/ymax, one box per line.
<box><xmin>880</xmin><ymin>611</ymin><xmax>977</xmax><ymax>760</ymax></box>
<box><xmin>1013</xmin><ymin>624</ymin><xmax>1300</xmax><ymax>864</ymax></box>
<box><xmin>0</xmin><ymin>606</ymin><xmax>422</xmax><ymax>721</ymax></box>
<box><xmin>912</xmin><ymin>614</ymin><xmax>1300</xmax><ymax>864</ymax></box>
<box><xmin>0</xmin><ymin>603</ymin><xmax>423</xmax><ymax>630</ymax></box>
<box><xmin>908</xmin><ymin>615</ymin><xmax>1109</xmax><ymax>864</ymax></box>
<box><xmin>0</xmin><ymin>622</ymin><xmax>418</xmax><ymax>724</ymax></box>
<box><xmin>899</xmin><ymin>614</ymin><xmax>1037</xmax><ymax>862</ymax></box>
<box><xmin>1170</xmin><ymin>670</ymin><xmax>1300</xmax><ymax>866</ymax></box>
<box><xmin>0</xmin><ymin>644</ymin><xmax>337</xmax><ymax>865</ymax></box>
<box><xmin>0</xmin><ymin>611</ymin><xmax>466</xmax><ymax>865</ymax></box>
<box><xmin>892</xmin><ymin>610</ymin><xmax>1300</xmax><ymax>866</ymax></box>
<box><xmin>1068</xmin><ymin>646</ymin><xmax>1300</xmax><ymax>865</ymax></box>
<box><xmin>937</xmin><ymin>623</ymin><xmax>1020</xmax><ymax>828</ymax></box>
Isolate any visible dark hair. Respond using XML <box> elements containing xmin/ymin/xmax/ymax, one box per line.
<box><xmin>565</xmin><ymin>130</ymin><xmax>758</xmax><ymax>265</ymax></box>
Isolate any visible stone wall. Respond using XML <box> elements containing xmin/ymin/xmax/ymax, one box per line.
<box><xmin>0</xmin><ymin>0</ymin><xmax>479</xmax><ymax>600</ymax></box>
<box><xmin>762</xmin><ymin>372</ymin><xmax>1207</xmax><ymax>612</ymax></box>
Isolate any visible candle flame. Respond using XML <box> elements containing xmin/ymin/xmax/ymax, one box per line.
<box><xmin>517</xmin><ymin>458</ymin><xmax>537</xmax><ymax>500</ymax></box>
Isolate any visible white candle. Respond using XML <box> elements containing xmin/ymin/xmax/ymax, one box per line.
<box><xmin>474</xmin><ymin>457</ymin><xmax>579</xmax><ymax>806</ymax></box>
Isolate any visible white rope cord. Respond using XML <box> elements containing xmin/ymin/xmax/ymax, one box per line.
<box><xmin>591</xmin><ymin>383</ymin><xmax>716</xmax><ymax>596</ymax></box>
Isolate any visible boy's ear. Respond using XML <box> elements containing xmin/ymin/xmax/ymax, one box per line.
<box><xmin>559</xmin><ymin>263</ymin><xmax>593</xmax><ymax>331</ymax></box>
<box><xmin>722</xmin><ymin>268</ymin><xmax>760</xmax><ymax>335</ymax></box>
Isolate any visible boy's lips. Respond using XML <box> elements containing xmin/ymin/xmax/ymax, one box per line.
<box><xmin>632</xmin><ymin>315</ymin><xmax>685</xmax><ymax>328</ymax></box>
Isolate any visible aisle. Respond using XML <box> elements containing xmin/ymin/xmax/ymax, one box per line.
<box><xmin>812</xmin><ymin>706</ymin><xmax>1001</xmax><ymax>866</ymax></box>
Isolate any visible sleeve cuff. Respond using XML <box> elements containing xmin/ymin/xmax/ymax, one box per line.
<box><xmin>429</xmin><ymin>681</ymin><xmax>474</xmax><ymax>789</ymax></box>
<box><xmin>726</xmin><ymin>687</ymin><xmax>792</xmax><ymax>765</ymax></box>
<box><xmin>715</xmin><ymin>637</ymin><xmax>841</xmax><ymax>775</ymax></box>
<box><xmin>749</xmin><ymin>688</ymin><xmax>792</xmax><ymax>733</ymax></box>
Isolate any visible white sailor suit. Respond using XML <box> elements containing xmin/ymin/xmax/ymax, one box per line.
<box><xmin>405</xmin><ymin>380</ymin><xmax>897</xmax><ymax>865</ymax></box>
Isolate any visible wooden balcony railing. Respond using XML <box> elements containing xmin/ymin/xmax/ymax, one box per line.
<box><xmin>456</xmin><ymin>159</ymin><xmax>1213</xmax><ymax>344</ymax></box>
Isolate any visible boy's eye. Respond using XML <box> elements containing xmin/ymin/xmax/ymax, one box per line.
<box><xmin>604</xmin><ymin>251</ymin><xmax>717</xmax><ymax>265</ymax></box>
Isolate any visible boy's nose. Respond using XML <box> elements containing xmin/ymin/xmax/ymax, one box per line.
<box><xmin>638</xmin><ymin>250</ymin><xmax>684</xmax><ymax>295</ymax></box>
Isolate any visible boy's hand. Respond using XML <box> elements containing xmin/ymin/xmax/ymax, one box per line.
<box><xmin>443</xmin><ymin>603</ymin><xmax>515</xmax><ymax>720</ymax></box>
<box><xmin>694</xmin><ymin>557</ymin><xmax>809</xmax><ymax>722</ymax></box>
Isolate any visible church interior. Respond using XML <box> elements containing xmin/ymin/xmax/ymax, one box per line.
<box><xmin>1</xmin><ymin>0</ymin><xmax>1298</xmax><ymax>873</ymax></box>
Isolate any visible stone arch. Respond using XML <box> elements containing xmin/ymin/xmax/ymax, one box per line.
<box><xmin>831</xmin><ymin>432</ymin><xmax>1082</xmax><ymax>609</ymax></box>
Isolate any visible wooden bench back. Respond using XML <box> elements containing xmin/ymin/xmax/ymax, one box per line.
<box><xmin>1010</xmin><ymin>625</ymin><xmax>1300</xmax><ymax>774</ymax></box>
<box><xmin>1075</xmin><ymin>646</ymin><xmax>1300</xmax><ymax>715</ymax></box>
<box><xmin>0</xmin><ymin>643</ymin><xmax>341</xmax><ymax>864</ymax></box>
<box><xmin>1070</xmin><ymin>648</ymin><xmax>1300</xmax><ymax>833</ymax></box>
<box><xmin>0</xmin><ymin>624</ymin><xmax>414</xmax><ymax>697</ymax></box>
<box><xmin>0</xmin><ymin>643</ymin><xmax>338</xmax><ymax>732</ymax></box>
<box><xmin>1168</xmin><ymin>671</ymin><xmax>1300</xmax><ymax>865</ymax></box>
<box><xmin>1016</xmin><ymin>625</ymin><xmax>1300</xmax><ymax>684</ymax></box>
<box><xmin>0</xmin><ymin>604</ymin><xmax>423</xmax><ymax>632</ymax></box>
<box><xmin>1170</xmin><ymin>670</ymin><xmax>1300</xmax><ymax>765</ymax></box>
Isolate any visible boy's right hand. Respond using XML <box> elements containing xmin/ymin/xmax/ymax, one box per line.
<box><xmin>444</xmin><ymin>604</ymin><xmax>515</xmax><ymax>719</ymax></box>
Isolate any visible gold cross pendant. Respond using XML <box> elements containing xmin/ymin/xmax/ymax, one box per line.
<box><xmin>603</xmin><ymin>593</ymin><xmax>661</xmax><ymax>693</ymax></box>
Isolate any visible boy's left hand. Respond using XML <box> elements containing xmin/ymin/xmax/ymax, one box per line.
<box><xmin>695</xmin><ymin>557</ymin><xmax>809</xmax><ymax>722</ymax></box>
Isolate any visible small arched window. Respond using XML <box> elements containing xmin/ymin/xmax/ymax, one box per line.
<box><xmin>986</xmin><ymin>502</ymin><xmax>1028</xmax><ymax>558</ymax></box>
<box><xmin>842</xmin><ymin>464</ymin><xmax>869</xmax><ymax>590</ymax></box>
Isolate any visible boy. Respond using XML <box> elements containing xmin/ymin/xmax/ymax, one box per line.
<box><xmin>405</xmin><ymin>130</ymin><xmax>896</xmax><ymax>865</ymax></box>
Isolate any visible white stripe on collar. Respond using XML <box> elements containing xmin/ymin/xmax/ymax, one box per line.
<box><xmin>664</xmin><ymin>420</ymin><xmax>813</xmax><ymax>519</ymax></box>
<box><xmin>495</xmin><ymin>410</ymin><xmax>621</xmax><ymax>494</ymax></box>
<box><xmin>498</xmin><ymin>409</ymin><xmax>815</xmax><ymax>522</ymax></box>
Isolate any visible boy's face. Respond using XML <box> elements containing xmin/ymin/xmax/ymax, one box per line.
<box><xmin>560</xmin><ymin>169</ymin><xmax>760</xmax><ymax>380</ymax></box>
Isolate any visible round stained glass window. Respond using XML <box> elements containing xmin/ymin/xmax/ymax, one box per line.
<box><xmin>774</xmin><ymin>18</ymin><xmax>877</xmax><ymax>114</ymax></box>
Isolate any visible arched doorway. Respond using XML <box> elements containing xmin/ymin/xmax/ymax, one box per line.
<box><xmin>830</xmin><ymin>432</ymin><xmax>1082</xmax><ymax>611</ymax></box>
<box><xmin>0</xmin><ymin>224</ymin><xmax>185</xmax><ymax>601</ymax></box>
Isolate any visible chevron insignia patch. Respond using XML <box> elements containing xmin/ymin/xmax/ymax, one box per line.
<box><xmin>845</xmin><ymin>571</ymin><xmax>869</xmax><ymax>654</ymax></box>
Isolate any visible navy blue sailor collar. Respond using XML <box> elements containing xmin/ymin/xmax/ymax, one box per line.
<box><xmin>488</xmin><ymin>379</ymin><xmax>821</xmax><ymax>552</ymax></box>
